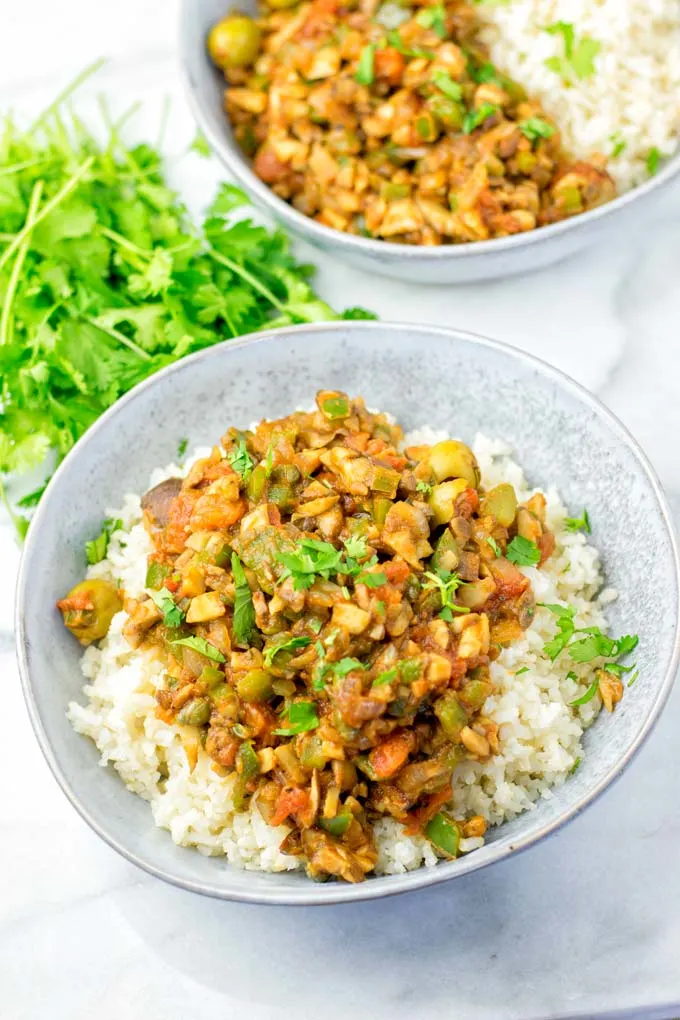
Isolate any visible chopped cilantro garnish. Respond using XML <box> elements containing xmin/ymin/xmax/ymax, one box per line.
<box><xmin>646</xmin><ymin>147</ymin><xmax>661</xmax><ymax>176</ymax></box>
<box><xmin>544</xmin><ymin>22</ymin><xmax>600</xmax><ymax>83</ymax></box>
<box><xmin>331</xmin><ymin>657</ymin><xmax>368</xmax><ymax>677</ymax></box>
<box><xmin>273</xmin><ymin>700</ymin><xmax>319</xmax><ymax>736</ymax></box>
<box><xmin>309</xmin><ymin>618</ymin><xmax>323</xmax><ymax>634</ymax></box>
<box><xmin>355</xmin><ymin>44</ymin><xmax>376</xmax><ymax>85</ymax></box>
<box><xmin>263</xmin><ymin>635</ymin><xmax>311</xmax><ymax>668</ymax></box>
<box><xmin>610</xmin><ymin>132</ymin><xmax>626</xmax><ymax>158</ymax></box>
<box><xmin>463</xmin><ymin>103</ymin><xmax>498</xmax><ymax>134</ymax></box>
<box><xmin>515</xmin><ymin>666</ymin><xmax>529</xmax><ymax>675</ymax></box>
<box><xmin>149</xmin><ymin>586</ymin><xmax>184</xmax><ymax>628</ymax></box>
<box><xmin>85</xmin><ymin>517</ymin><xmax>123</xmax><ymax>565</ymax></box>
<box><xmin>486</xmin><ymin>536</ymin><xmax>501</xmax><ymax>557</ymax></box>
<box><xmin>423</xmin><ymin>569</ymin><xmax>470</xmax><ymax>617</ymax></box>
<box><xmin>277</xmin><ymin>537</ymin><xmax>345</xmax><ymax>590</ymax></box>
<box><xmin>564</xmin><ymin>509</ymin><xmax>591</xmax><ymax>533</ymax></box>
<box><xmin>506</xmin><ymin>535</ymin><xmax>540</xmax><ymax>567</ymax></box>
<box><xmin>372</xmin><ymin>666</ymin><xmax>399</xmax><ymax>687</ymax></box>
<box><xmin>228</xmin><ymin>436</ymin><xmax>254</xmax><ymax>481</ymax></box>
<box><xmin>177</xmin><ymin>437</ymin><xmax>189</xmax><ymax>459</ymax></box>
<box><xmin>569</xmin><ymin>756</ymin><xmax>582</xmax><ymax>774</ymax></box>
<box><xmin>519</xmin><ymin>118</ymin><xmax>555</xmax><ymax>142</ymax></box>
<box><xmin>568</xmin><ymin>676</ymin><xmax>600</xmax><ymax>706</ymax></box>
<box><xmin>190</xmin><ymin>130</ymin><xmax>211</xmax><ymax>158</ymax></box>
<box><xmin>231</xmin><ymin>552</ymin><xmax>256</xmax><ymax>645</ymax></box>
<box><xmin>416</xmin><ymin>480</ymin><xmax>433</xmax><ymax>496</ymax></box>
<box><xmin>415</xmin><ymin>5</ymin><xmax>447</xmax><ymax>38</ymax></box>
<box><xmin>171</xmin><ymin>635</ymin><xmax>225</xmax><ymax>663</ymax></box>
<box><xmin>432</xmin><ymin>69</ymin><xmax>463</xmax><ymax>101</ymax></box>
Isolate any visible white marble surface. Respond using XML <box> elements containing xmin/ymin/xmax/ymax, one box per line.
<box><xmin>3</xmin><ymin>4</ymin><xmax>680</xmax><ymax>1018</ymax></box>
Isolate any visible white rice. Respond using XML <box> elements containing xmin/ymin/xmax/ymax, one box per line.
<box><xmin>68</xmin><ymin>431</ymin><xmax>616</xmax><ymax>877</ymax></box>
<box><xmin>475</xmin><ymin>0</ymin><xmax>680</xmax><ymax>190</ymax></box>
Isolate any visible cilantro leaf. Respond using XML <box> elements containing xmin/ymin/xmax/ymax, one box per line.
<box><xmin>544</xmin><ymin>22</ymin><xmax>600</xmax><ymax>83</ymax></box>
<box><xmin>372</xmin><ymin>666</ymin><xmax>398</xmax><ymax>687</ymax></box>
<box><xmin>85</xmin><ymin>517</ymin><xmax>123</xmax><ymax>565</ymax></box>
<box><xmin>228</xmin><ymin>436</ymin><xmax>255</xmax><ymax>481</ymax></box>
<box><xmin>423</xmin><ymin>569</ymin><xmax>470</xmax><ymax>616</ymax></box>
<box><xmin>569</xmin><ymin>676</ymin><xmax>600</xmax><ymax>706</ymax></box>
<box><xmin>231</xmin><ymin>552</ymin><xmax>256</xmax><ymax>645</ymax></box>
<box><xmin>190</xmin><ymin>130</ymin><xmax>211</xmax><ymax>158</ymax></box>
<box><xmin>416</xmin><ymin>480</ymin><xmax>433</xmax><ymax>496</ymax></box>
<box><xmin>171</xmin><ymin>635</ymin><xmax>225</xmax><ymax>662</ymax></box>
<box><xmin>263</xmin><ymin>635</ymin><xmax>311</xmax><ymax>668</ymax></box>
<box><xmin>506</xmin><ymin>535</ymin><xmax>540</xmax><ymax>566</ymax></box>
<box><xmin>330</xmin><ymin>657</ymin><xmax>368</xmax><ymax>676</ymax></box>
<box><xmin>416</xmin><ymin>5</ymin><xmax>447</xmax><ymax>37</ymax></box>
<box><xmin>486</xmin><ymin>536</ymin><xmax>501</xmax><ymax>557</ymax></box>
<box><xmin>273</xmin><ymin>700</ymin><xmax>319</xmax><ymax>736</ymax></box>
<box><xmin>564</xmin><ymin>508</ymin><xmax>591</xmax><ymax>533</ymax></box>
<box><xmin>463</xmin><ymin>103</ymin><xmax>499</xmax><ymax>134</ymax></box>
<box><xmin>149</xmin><ymin>586</ymin><xmax>184</xmax><ymax>628</ymax></box>
<box><xmin>519</xmin><ymin>118</ymin><xmax>555</xmax><ymax>142</ymax></box>
<box><xmin>432</xmin><ymin>70</ymin><xmax>463</xmax><ymax>101</ymax></box>
<box><xmin>646</xmin><ymin>147</ymin><xmax>661</xmax><ymax>176</ymax></box>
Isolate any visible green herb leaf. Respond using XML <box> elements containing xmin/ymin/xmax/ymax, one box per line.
<box><xmin>263</xmin><ymin>635</ymin><xmax>311</xmax><ymax>667</ymax></box>
<box><xmin>423</xmin><ymin>569</ymin><xmax>470</xmax><ymax>615</ymax></box>
<box><xmin>355</xmin><ymin>44</ymin><xmax>376</xmax><ymax>85</ymax></box>
<box><xmin>273</xmin><ymin>700</ymin><xmax>319</xmax><ymax>736</ymax></box>
<box><xmin>506</xmin><ymin>535</ymin><xmax>540</xmax><ymax>566</ymax></box>
<box><xmin>463</xmin><ymin>103</ymin><xmax>498</xmax><ymax>134</ymax></box>
<box><xmin>416</xmin><ymin>480</ymin><xmax>433</xmax><ymax>496</ymax></box>
<box><xmin>544</xmin><ymin>22</ymin><xmax>600</xmax><ymax>83</ymax></box>
<box><xmin>228</xmin><ymin>436</ymin><xmax>255</xmax><ymax>481</ymax></box>
<box><xmin>646</xmin><ymin>147</ymin><xmax>661</xmax><ymax>176</ymax></box>
<box><xmin>486</xmin><ymin>536</ymin><xmax>501</xmax><ymax>557</ymax></box>
<box><xmin>356</xmin><ymin>570</ymin><xmax>388</xmax><ymax>588</ymax></box>
<box><xmin>564</xmin><ymin>508</ymin><xmax>591</xmax><ymax>533</ymax></box>
<box><xmin>386</xmin><ymin>30</ymin><xmax>433</xmax><ymax>58</ymax></box>
<box><xmin>415</xmin><ymin>5</ymin><xmax>447</xmax><ymax>38</ymax></box>
<box><xmin>540</xmin><ymin>602</ymin><xmax>577</xmax><ymax>660</ymax></box>
<box><xmin>277</xmin><ymin>537</ymin><xmax>345</xmax><ymax>590</ymax></box>
<box><xmin>331</xmin><ymin>657</ymin><xmax>368</xmax><ymax>676</ymax></box>
<box><xmin>172</xmin><ymin>635</ymin><xmax>225</xmax><ymax>662</ymax></box>
<box><xmin>190</xmin><ymin>130</ymin><xmax>211</xmax><ymax>158</ymax></box>
<box><xmin>177</xmin><ymin>437</ymin><xmax>189</xmax><ymax>459</ymax></box>
<box><xmin>515</xmin><ymin>666</ymin><xmax>529</xmax><ymax>675</ymax></box>
<box><xmin>432</xmin><ymin>69</ymin><xmax>463</xmax><ymax>101</ymax></box>
<box><xmin>343</xmin><ymin>534</ymin><xmax>369</xmax><ymax>560</ymax></box>
<box><xmin>372</xmin><ymin>666</ymin><xmax>399</xmax><ymax>687</ymax></box>
<box><xmin>149</xmin><ymin>586</ymin><xmax>184</xmax><ymax>628</ymax></box>
<box><xmin>231</xmin><ymin>552</ymin><xmax>256</xmax><ymax>645</ymax></box>
<box><xmin>610</xmin><ymin>132</ymin><xmax>626</xmax><ymax>158</ymax></box>
<box><xmin>569</xmin><ymin>676</ymin><xmax>600</xmax><ymax>706</ymax></box>
<box><xmin>569</xmin><ymin>756</ymin><xmax>582</xmax><ymax>774</ymax></box>
<box><xmin>85</xmin><ymin>517</ymin><xmax>123</xmax><ymax>565</ymax></box>
<box><xmin>519</xmin><ymin>118</ymin><xmax>555</xmax><ymax>142</ymax></box>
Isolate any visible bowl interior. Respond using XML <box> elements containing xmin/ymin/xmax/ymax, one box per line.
<box><xmin>18</xmin><ymin>323</ymin><xmax>679</xmax><ymax>904</ymax></box>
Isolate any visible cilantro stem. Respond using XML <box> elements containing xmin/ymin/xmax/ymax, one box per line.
<box><xmin>0</xmin><ymin>180</ymin><xmax>44</xmax><ymax>346</ymax></box>
<box><xmin>0</xmin><ymin>159</ymin><xmax>47</xmax><ymax>178</ymax></box>
<box><xmin>31</xmin><ymin>59</ymin><xmax>107</xmax><ymax>130</ymax></box>
<box><xmin>0</xmin><ymin>157</ymin><xmax>95</xmax><ymax>275</ymax></box>
<box><xmin>100</xmin><ymin>225</ymin><xmax>153</xmax><ymax>258</ymax></box>
<box><xmin>206</xmin><ymin>247</ymin><xmax>286</xmax><ymax>312</ymax></box>
<box><xmin>86</xmin><ymin>316</ymin><xmax>153</xmax><ymax>362</ymax></box>
<box><xmin>0</xmin><ymin>477</ymin><xmax>27</xmax><ymax>539</ymax></box>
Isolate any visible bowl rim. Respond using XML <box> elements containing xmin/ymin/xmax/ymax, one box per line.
<box><xmin>16</xmin><ymin>321</ymin><xmax>680</xmax><ymax>906</ymax></box>
<box><xmin>178</xmin><ymin>3</ymin><xmax>680</xmax><ymax>264</ymax></box>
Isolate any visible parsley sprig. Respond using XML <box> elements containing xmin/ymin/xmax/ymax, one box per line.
<box><xmin>276</xmin><ymin>535</ymin><xmax>386</xmax><ymax>591</ymax></box>
<box><xmin>540</xmin><ymin>603</ymin><xmax>638</xmax><ymax>668</ymax></box>
<box><xmin>423</xmin><ymin>569</ymin><xmax>469</xmax><ymax>620</ymax></box>
<box><xmin>85</xmin><ymin>517</ymin><xmax>123</xmax><ymax>565</ymax></box>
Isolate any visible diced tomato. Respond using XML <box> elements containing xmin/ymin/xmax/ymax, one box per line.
<box><xmin>270</xmin><ymin>787</ymin><xmax>310</xmax><ymax>827</ymax></box>
<box><xmin>368</xmin><ymin>730</ymin><xmax>416</xmax><ymax>780</ymax></box>
<box><xmin>374</xmin><ymin>47</ymin><xmax>406</xmax><ymax>86</ymax></box>
<box><xmin>163</xmin><ymin>492</ymin><xmax>198</xmax><ymax>554</ymax></box>
<box><xmin>454</xmin><ymin>488</ymin><xmax>480</xmax><ymax>519</ymax></box>
<box><xmin>383</xmin><ymin>559</ymin><xmax>410</xmax><ymax>585</ymax></box>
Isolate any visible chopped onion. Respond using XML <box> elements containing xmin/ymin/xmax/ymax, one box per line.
<box><xmin>375</xmin><ymin>2</ymin><xmax>410</xmax><ymax>29</ymax></box>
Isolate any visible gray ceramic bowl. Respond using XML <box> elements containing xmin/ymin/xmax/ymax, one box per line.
<box><xmin>17</xmin><ymin>322</ymin><xmax>680</xmax><ymax>905</ymax></box>
<box><xmin>179</xmin><ymin>0</ymin><xmax>680</xmax><ymax>284</ymax></box>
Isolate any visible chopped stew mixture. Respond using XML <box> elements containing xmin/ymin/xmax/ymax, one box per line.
<box><xmin>58</xmin><ymin>394</ymin><xmax>627</xmax><ymax>882</ymax></box>
<box><xmin>208</xmin><ymin>0</ymin><xmax>616</xmax><ymax>244</ymax></box>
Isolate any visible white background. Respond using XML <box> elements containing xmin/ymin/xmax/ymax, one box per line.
<box><xmin>2</xmin><ymin>3</ymin><xmax>680</xmax><ymax>1019</ymax></box>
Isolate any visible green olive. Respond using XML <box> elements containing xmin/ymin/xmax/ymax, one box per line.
<box><xmin>237</xmin><ymin>668</ymin><xmax>274</xmax><ymax>703</ymax></box>
<box><xmin>428</xmin><ymin>479</ymin><xmax>468</xmax><ymax>526</ymax></box>
<box><xmin>58</xmin><ymin>579</ymin><xmax>122</xmax><ymax>646</ymax></box>
<box><xmin>479</xmin><ymin>483</ymin><xmax>517</xmax><ymax>527</ymax></box>
<box><xmin>177</xmin><ymin>697</ymin><xmax>212</xmax><ymax>727</ymax></box>
<box><xmin>429</xmin><ymin>440</ymin><xmax>479</xmax><ymax>488</ymax></box>
<box><xmin>207</xmin><ymin>15</ymin><xmax>262</xmax><ymax>70</ymax></box>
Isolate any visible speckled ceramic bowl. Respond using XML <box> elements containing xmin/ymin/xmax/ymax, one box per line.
<box><xmin>17</xmin><ymin>322</ymin><xmax>680</xmax><ymax>905</ymax></box>
<box><xmin>179</xmin><ymin>0</ymin><xmax>680</xmax><ymax>284</ymax></box>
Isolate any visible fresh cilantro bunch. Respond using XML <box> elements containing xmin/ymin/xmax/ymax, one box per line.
<box><xmin>0</xmin><ymin>63</ymin><xmax>374</xmax><ymax>537</ymax></box>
